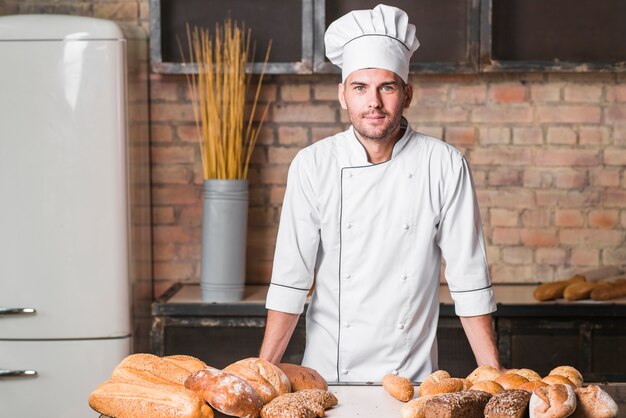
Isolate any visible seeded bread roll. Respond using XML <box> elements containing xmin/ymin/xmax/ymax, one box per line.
<box><xmin>534</xmin><ymin>275</ymin><xmax>586</xmax><ymax>301</ymax></box>
<box><xmin>382</xmin><ymin>374</ymin><xmax>414</xmax><ymax>402</ymax></box>
<box><xmin>423</xmin><ymin>390</ymin><xmax>492</xmax><ymax>418</ymax></box>
<box><xmin>470</xmin><ymin>380</ymin><xmax>505</xmax><ymax>395</ymax></box>
<box><xmin>541</xmin><ymin>375</ymin><xmax>576</xmax><ymax>389</ymax></box>
<box><xmin>529</xmin><ymin>384</ymin><xmax>576</xmax><ymax>418</ymax></box>
<box><xmin>466</xmin><ymin>365</ymin><xmax>502</xmax><ymax>384</ymax></box>
<box><xmin>277</xmin><ymin>363</ymin><xmax>328</xmax><ymax>391</ymax></box>
<box><xmin>184</xmin><ymin>368</ymin><xmax>263</xmax><ymax>418</ymax></box>
<box><xmin>112</xmin><ymin>353</ymin><xmax>192</xmax><ymax>386</ymax></box>
<box><xmin>572</xmin><ymin>385</ymin><xmax>619</xmax><ymax>418</ymax></box>
<box><xmin>495</xmin><ymin>373</ymin><xmax>530</xmax><ymax>391</ymax></box>
<box><xmin>163</xmin><ymin>355</ymin><xmax>211</xmax><ymax>374</ymax></box>
<box><xmin>484</xmin><ymin>390</ymin><xmax>531</xmax><ymax>418</ymax></box>
<box><xmin>260</xmin><ymin>389</ymin><xmax>338</xmax><ymax>418</ymax></box>
<box><xmin>400</xmin><ymin>396</ymin><xmax>433</xmax><ymax>418</ymax></box>
<box><xmin>89</xmin><ymin>380</ymin><xmax>214</xmax><ymax>418</ymax></box>
<box><xmin>548</xmin><ymin>366</ymin><xmax>583</xmax><ymax>388</ymax></box>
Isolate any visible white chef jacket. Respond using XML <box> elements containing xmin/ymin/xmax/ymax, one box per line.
<box><xmin>265</xmin><ymin>120</ymin><xmax>496</xmax><ymax>383</ymax></box>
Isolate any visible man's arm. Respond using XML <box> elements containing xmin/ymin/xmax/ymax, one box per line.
<box><xmin>459</xmin><ymin>313</ymin><xmax>503</xmax><ymax>371</ymax></box>
<box><xmin>259</xmin><ymin>309</ymin><xmax>300</xmax><ymax>364</ymax></box>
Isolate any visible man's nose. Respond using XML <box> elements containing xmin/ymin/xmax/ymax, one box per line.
<box><xmin>367</xmin><ymin>90</ymin><xmax>382</xmax><ymax>108</ymax></box>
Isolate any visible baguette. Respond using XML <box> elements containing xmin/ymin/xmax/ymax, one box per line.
<box><xmin>89</xmin><ymin>380</ymin><xmax>214</xmax><ymax>418</ymax></box>
<box><xmin>563</xmin><ymin>282</ymin><xmax>599</xmax><ymax>301</ymax></box>
<box><xmin>533</xmin><ymin>275</ymin><xmax>586</xmax><ymax>301</ymax></box>
<box><xmin>590</xmin><ymin>278</ymin><xmax>626</xmax><ymax>301</ymax></box>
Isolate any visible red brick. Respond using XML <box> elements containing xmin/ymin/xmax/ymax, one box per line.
<box><xmin>490</xmin><ymin>264</ymin><xmax>539</xmax><ymax>282</ymax></box>
<box><xmin>579</xmin><ymin>127</ymin><xmax>609</xmax><ymax>145</ymax></box>
<box><xmin>152</xmin><ymin>226</ymin><xmax>197</xmax><ymax>244</ymax></box>
<box><xmin>489</xmin><ymin>83</ymin><xmax>528</xmax><ymax>103</ymax></box>
<box><xmin>278</xmin><ymin>127</ymin><xmax>309</xmax><ymax>146</ymax></box>
<box><xmin>502</xmin><ymin>247</ymin><xmax>533</xmax><ymax>264</ymax></box>
<box><xmin>470</xmin><ymin>148</ymin><xmax>533</xmax><ymax>166</ymax></box>
<box><xmin>175</xmin><ymin>124</ymin><xmax>202</xmax><ymax>143</ymax></box>
<box><xmin>604</xmin><ymin>189</ymin><xmax>626</xmax><ymax>208</ymax></box>
<box><xmin>523</xmin><ymin>168</ymin><xmax>554</xmax><ymax>188</ymax></box>
<box><xmin>94</xmin><ymin>2</ymin><xmax>138</xmax><ymax>20</ymax></box>
<box><xmin>555</xmin><ymin>169</ymin><xmax>588</xmax><ymax>189</ymax></box>
<box><xmin>150</xmin><ymin>81</ymin><xmax>182</xmax><ymax>101</ymax></box>
<box><xmin>152</xmin><ymin>166</ymin><xmax>193</xmax><ymax>185</ymax></box>
<box><xmin>254</xmin><ymin>165</ymin><xmax>289</xmax><ymax>185</ymax></box>
<box><xmin>450</xmin><ymin>85</ymin><xmax>487</xmax><ymax>104</ymax></box>
<box><xmin>555</xmin><ymin>209</ymin><xmax>584</xmax><ymax>227</ymax></box>
<box><xmin>267</xmin><ymin>147</ymin><xmax>300</xmax><ymax>164</ymax></box>
<box><xmin>534</xmin><ymin>149</ymin><xmax>599</xmax><ymax>167</ymax></box>
<box><xmin>590</xmin><ymin>169</ymin><xmax>620</xmax><ymax>187</ymax></box>
<box><xmin>255</xmin><ymin>84</ymin><xmax>278</xmax><ymax>103</ymax></box>
<box><xmin>280</xmin><ymin>84</ymin><xmax>310</xmax><ymax>102</ymax></box>
<box><xmin>479</xmin><ymin>127</ymin><xmax>511</xmax><ymax>145</ymax></box>
<box><xmin>250</xmin><ymin>147</ymin><xmax>268</xmax><ymax>165</ymax></box>
<box><xmin>472</xmin><ymin>105</ymin><xmax>533</xmax><ymax>123</ymax></box>
<box><xmin>563</xmin><ymin>85</ymin><xmax>602</xmax><ymax>102</ymax></box>
<box><xmin>476</xmin><ymin>189</ymin><xmax>536</xmax><ymax>209</ymax></box>
<box><xmin>272</xmin><ymin>103</ymin><xmax>336</xmax><ymax>123</ymax></box>
<box><xmin>530</xmin><ymin>83</ymin><xmax>561</xmax><ymax>102</ymax></box>
<box><xmin>178</xmin><ymin>243</ymin><xmax>201</xmax><ymax>261</ymax></box>
<box><xmin>613</xmin><ymin>126</ymin><xmax>626</xmax><ymax>145</ymax></box>
<box><xmin>606</xmin><ymin>84</ymin><xmax>626</xmax><ymax>102</ymax></box>
<box><xmin>604</xmin><ymin>106</ymin><xmax>626</xmax><ymax>124</ymax></box>
<box><xmin>314</xmin><ymin>83</ymin><xmax>340</xmax><ymax>101</ymax></box>
<box><xmin>536</xmin><ymin>248</ymin><xmax>566</xmax><ymax>265</ymax></box>
<box><xmin>154</xmin><ymin>262</ymin><xmax>195</xmax><ymax>280</ymax></box>
<box><xmin>513</xmin><ymin>127</ymin><xmax>543</xmax><ymax>145</ymax></box>
<box><xmin>536</xmin><ymin>190</ymin><xmax>602</xmax><ymax>208</ymax></box>
<box><xmin>471</xmin><ymin>170</ymin><xmax>487</xmax><ymax>187</ymax></box>
<box><xmin>179</xmin><ymin>206</ymin><xmax>202</xmax><ymax>227</ymax></box>
<box><xmin>520</xmin><ymin>229</ymin><xmax>558</xmax><ymax>246</ymax></box>
<box><xmin>246</xmin><ymin>260</ymin><xmax>273</xmax><ymax>283</ymax></box>
<box><xmin>151</xmin><ymin>103</ymin><xmax>195</xmax><ymax>122</ymax></box>
<box><xmin>270</xmin><ymin>185</ymin><xmax>286</xmax><ymax>205</ymax></box>
<box><xmin>151</xmin><ymin>124</ymin><xmax>174</xmax><ymax>142</ymax></box>
<box><xmin>416</xmin><ymin>126</ymin><xmax>444</xmax><ymax>139</ymax></box>
<box><xmin>256</xmin><ymin>126</ymin><xmax>276</xmax><ymax>146</ymax></box>
<box><xmin>151</xmin><ymin>146</ymin><xmax>196</xmax><ymax>164</ymax></box>
<box><xmin>249</xmin><ymin>207</ymin><xmax>277</xmax><ymax>226</ymax></box>
<box><xmin>152</xmin><ymin>207</ymin><xmax>176</xmax><ymax>225</ymax></box>
<box><xmin>571</xmin><ymin>249</ymin><xmax>599</xmax><ymax>266</ymax></box>
<box><xmin>588</xmin><ymin>210</ymin><xmax>618</xmax><ymax>228</ymax></box>
<box><xmin>546</xmin><ymin>127</ymin><xmax>577</xmax><ymax>145</ymax></box>
<box><xmin>604</xmin><ymin>148</ymin><xmax>626</xmax><ymax>165</ymax></box>
<box><xmin>536</xmin><ymin>105</ymin><xmax>601</xmax><ymax>123</ymax></box>
<box><xmin>602</xmin><ymin>247</ymin><xmax>626</xmax><ymax>266</ymax></box>
<box><xmin>521</xmin><ymin>209</ymin><xmax>550</xmax><ymax>227</ymax></box>
<box><xmin>560</xmin><ymin>229</ymin><xmax>623</xmax><ymax>246</ymax></box>
<box><xmin>153</xmin><ymin>244</ymin><xmax>177</xmax><ymax>261</ymax></box>
<box><xmin>312</xmin><ymin>126</ymin><xmax>342</xmax><ymax>142</ymax></box>
<box><xmin>622</xmin><ymin>212</ymin><xmax>626</xmax><ymax>228</ymax></box>
<box><xmin>405</xmin><ymin>105</ymin><xmax>469</xmax><ymax>123</ymax></box>
<box><xmin>488</xmin><ymin>168</ymin><xmax>522</xmax><ymax>186</ymax></box>
<box><xmin>249</xmin><ymin>186</ymin><xmax>269</xmax><ymax>206</ymax></box>
<box><xmin>492</xmin><ymin>228</ymin><xmax>521</xmax><ymax>244</ymax></box>
<box><xmin>486</xmin><ymin>246</ymin><xmax>500</xmax><ymax>264</ymax></box>
<box><xmin>152</xmin><ymin>186</ymin><xmax>200</xmax><ymax>205</ymax></box>
<box><xmin>445</xmin><ymin>127</ymin><xmax>476</xmax><ymax>145</ymax></box>
<box><xmin>490</xmin><ymin>209</ymin><xmax>519</xmax><ymax>227</ymax></box>
<box><xmin>413</xmin><ymin>85</ymin><xmax>449</xmax><ymax>104</ymax></box>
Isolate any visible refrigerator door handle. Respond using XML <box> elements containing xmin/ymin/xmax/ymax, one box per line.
<box><xmin>0</xmin><ymin>308</ymin><xmax>36</xmax><ymax>316</ymax></box>
<box><xmin>0</xmin><ymin>369</ymin><xmax>38</xmax><ymax>378</ymax></box>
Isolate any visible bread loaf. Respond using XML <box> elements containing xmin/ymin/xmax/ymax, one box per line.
<box><xmin>89</xmin><ymin>380</ymin><xmax>214</xmax><ymax>418</ymax></box>
<box><xmin>519</xmin><ymin>381</ymin><xmax>548</xmax><ymax>393</ymax></box>
<box><xmin>112</xmin><ymin>353</ymin><xmax>191</xmax><ymax>386</ymax></box>
<box><xmin>418</xmin><ymin>370</ymin><xmax>453</xmax><ymax>397</ymax></box>
<box><xmin>277</xmin><ymin>363</ymin><xmax>328</xmax><ymax>391</ymax></box>
<box><xmin>511</xmin><ymin>368</ymin><xmax>542</xmax><ymax>382</ymax></box>
<box><xmin>590</xmin><ymin>279</ymin><xmax>626</xmax><ymax>301</ymax></box>
<box><xmin>224</xmin><ymin>358</ymin><xmax>290</xmax><ymax>404</ymax></box>
<box><xmin>470</xmin><ymin>380</ymin><xmax>504</xmax><ymax>395</ymax></box>
<box><xmin>495</xmin><ymin>373</ymin><xmax>530</xmax><ymax>390</ymax></box>
<box><xmin>185</xmin><ymin>368</ymin><xmax>263</xmax><ymax>418</ymax></box>
<box><xmin>418</xmin><ymin>377</ymin><xmax>469</xmax><ymax>397</ymax></box>
<box><xmin>572</xmin><ymin>385</ymin><xmax>619</xmax><ymax>418</ymax></box>
<box><xmin>163</xmin><ymin>355</ymin><xmax>211</xmax><ymax>374</ymax></box>
<box><xmin>563</xmin><ymin>282</ymin><xmax>599</xmax><ymax>301</ymax></box>
<box><xmin>548</xmin><ymin>366</ymin><xmax>583</xmax><ymax>388</ymax></box>
<box><xmin>400</xmin><ymin>396</ymin><xmax>433</xmax><ymax>418</ymax></box>
<box><xmin>423</xmin><ymin>390</ymin><xmax>492</xmax><ymax>418</ymax></box>
<box><xmin>529</xmin><ymin>384</ymin><xmax>576</xmax><ymax>418</ymax></box>
<box><xmin>382</xmin><ymin>374</ymin><xmax>414</xmax><ymax>402</ymax></box>
<box><xmin>534</xmin><ymin>275</ymin><xmax>586</xmax><ymax>301</ymax></box>
<box><xmin>466</xmin><ymin>365</ymin><xmax>502</xmax><ymax>384</ymax></box>
<box><xmin>484</xmin><ymin>389</ymin><xmax>531</xmax><ymax>418</ymax></box>
<box><xmin>541</xmin><ymin>375</ymin><xmax>576</xmax><ymax>389</ymax></box>
<box><xmin>260</xmin><ymin>389</ymin><xmax>338</xmax><ymax>418</ymax></box>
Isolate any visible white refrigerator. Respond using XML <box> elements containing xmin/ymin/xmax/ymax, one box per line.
<box><xmin>0</xmin><ymin>15</ymin><xmax>137</xmax><ymax>417</ymax></box>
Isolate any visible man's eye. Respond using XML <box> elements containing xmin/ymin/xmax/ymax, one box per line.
<box><xmin>381</xmin><ymin>85</ymin><xmax>394</xmax><ymax>92</ymax></box>
<box><xmin>354</xmin><ymin>86</ymin><xmax>365</xmax><ymax>91</ymax></box>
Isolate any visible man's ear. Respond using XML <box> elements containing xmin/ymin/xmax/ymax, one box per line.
<box><xmin>404</xmin><ymin>83</ymin><xmax>413</xmax><ymax>109</ymax></box>
<box><xmin>338</xmin><ymin>82</ymin><xmax>348</xmax><ymax>110</ymax></box>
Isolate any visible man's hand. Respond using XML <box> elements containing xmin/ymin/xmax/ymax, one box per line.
<box><xmin>259</xmin><ymin>310</ymin><xmax>300</xmax><ymax>364</ymax></box>
<box><xmin>459</xmin><ymin>314</ymin><xmax>503</xmax><ymax>371</ymax></box>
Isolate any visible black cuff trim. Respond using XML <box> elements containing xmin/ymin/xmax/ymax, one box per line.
<box><xmin>449</xmin><ymin>285</ymin><xmax>492</xmax><ymax>294</ymax></box>
<box><xmin>270</xmin><ymin>282</ymin><xmax>310</xmax><ymax>292</ymax></box>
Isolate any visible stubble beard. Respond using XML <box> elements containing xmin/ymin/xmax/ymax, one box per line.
<box><xmin>352</xmin><ymin>111</ymin><xmax>403</xmax><ymax>142</ymax></box>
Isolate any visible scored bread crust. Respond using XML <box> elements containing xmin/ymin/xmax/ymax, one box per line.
<box><xmin>529</xmin><ymin>384</ymin><xmax>576</xmax><ymax>418</ymax></box>
<box><xmin>163</xmin><ymin>355</ymin><xmax>211</xmax><ymax>374</ymax></box>
<box><xmin>548</xmin><ymin>366</ymin><xmax>583</xmax><ymax>388</ymax></box>
<box><xmin>495</xmin><ymin>373</ymin><xmax>530</xmax><ymax>390</ymax></box>
<box><xmin>277</xmin><ymin>363</ymin><xmax>328</xmax><ymax>391</ymax></box>
<box><xmin>541</xmin><ymin>374</ymin><xmax>576</xmax><ymax>388</ymax></box>
<box><xmin>224</xmin><ymin>358</ymin><xmax>291</xmax><ymax>404</ymax></box>
<box><xmin>572</xmin><ymin>385</ymin><xmax>618</xmax><ymax>418</ymax></box>
<box><xmin>418</xmin><ymin>377</ymin><xmax>468</xmax><ymax>397</ymax></box>
<box><xmin>112</xmin><ymin>353</ymin><xmax>191</xmax><ymax>386</ymax></box>
<box><xmin>382</xmin><ymin>374</ymin><xmax>414</xmax><ymax>402</ymax></box>
<box><xmin>470</xmin><ymin>380</ymin><xmax>505</xmax><ymax>395</ymax></box>
<box><xmin>467</xmin><ymin>365</ymin><xmax>503</xmax><ymax>384</ymax></box>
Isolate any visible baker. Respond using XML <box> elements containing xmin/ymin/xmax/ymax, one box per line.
<box><xmin>259</xmin><ymin>3</ymin><xmax>502</xmax><ymax>382</ymax></box>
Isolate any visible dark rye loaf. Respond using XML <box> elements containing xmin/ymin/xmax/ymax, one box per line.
<box><xmin>485</xmin><ymin>389</ymin><xmax>531</xmax><ymax>418</ymax></box>
<box><xmin>424</xmin><ymin>390</ymin><xmax>492</xmax><ymax>418</ymax></box>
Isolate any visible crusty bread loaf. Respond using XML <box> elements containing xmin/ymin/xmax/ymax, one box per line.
<box><xmin>423</xmin><ymin>390</ymin><xmax>492</xmax><ymax>418</ymax></box>
<box><xmin>466</xmin><ymin>365</ymin><xmax>502</xmax><ymax>384</ymax></box>
<box><xmin>260</xmin><ymin>389</ymin><xmax>338</xmax><ymax>418</ymax></box>
<box><xmin>400</xmin><ymin>395</ymin><xmax>433</xmax><ymax>418</ymax></box>
<box><xmin>185</xmin><ymin>368</ymin><xmax>262</xmax><ymax>418</ymax></box>
<box><xmin>470</xmin><ymin>380</ymin><xmax>505</xmax><ymax>395</ymax></box>
<box><xmin>590</xmin><ymin>279</ymin><xmax>626</xmax><ymax>301</ymax></box>
<box><xmin>382</xmin><ymin>374</ymin><xmax>414</xmax><ymax>402</ymax></box>
<box><xmin>163</xmin><ymin>355</ymin><xmax>211</xmax><ymax>374</ymax></box>
<box><xmin>224</xmin><ymin>358</ymin><xmax>290</xmax><ymax>404</ymax></box>
<box><xmin>484</xmin><ymin>389</ymin><xmax>531</xmax><ymax>418</ymax></box>
<box><xmin>548</xmin><ymin>366</ymin><xmax>583</xmax><ymax>388</ymax></box>
<box><xmin>419</xmin><ymin>377</ymin><xmax>469</xmax><ymax>397</ymax></box>
<box><xmin>519</xmin><ymin>381</ymin><xmax>548</xmax><ymax>393</ymax></box>
<box><xmin>495</xmin><ymin>373</ymin><xmax>530</xmax><ymax>391</ymax></box>
<box><xmin>563</xmin><ymin>282</ymin><xmax>599</xmax><ymax>301</ymax></box>
<box><xmin>511</xmin><ymin>368</ymin><xmax>542</xmax><ymax>382</ymax></box>
<box><xmin>89</xmin><ymin>380</ymin><xmax>214</xmax><ymax>418</ymax></box>
<box><xmin>112</xmin><ymin>353</ymin><xmax>191</xmax><ymax>386</ymax></box>
<box><xmin>277</xmin><ymin>363</ymin><xmax>328</xmax><ymax>391</ymax></box>
<box><xmin>572</xmin><ymin>385</ymin><xmax>619</xmax><ymax>418</ymax></box>
<box><xmin>534</xmin><ymin>275</ymin><xmax>586</xmax><ymax>301</ymax></box>
<box><xmin>541</xmin><ymin>374</ymin><xmax>576</xmax><ymax>388</ymax></box>
<box><xmin>529</xmin><ymin>384</ymin><xmax>576</xmax><ymax>418</ymax></box>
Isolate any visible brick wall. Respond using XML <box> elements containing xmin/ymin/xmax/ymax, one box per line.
<box><xmin>2</xmin><ymin>1</ymin><xmax>626</xmax><ymax>338</ymax></box>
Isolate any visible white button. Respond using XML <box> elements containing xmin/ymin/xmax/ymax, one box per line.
<box><xmin>348</xmin><ymin>172</ymin><xmax>353</xmax><ymax>178</ymax></box>
<box><xmin>402</xmin><ymin>224</ymin><xmax>409</xmax><ymax>231</ymax></box>
<box><xmin>398</xmin><ymin>323</ymin><xmax>405</xmax><ymax>330</ymax></box>
<box><xmin>408</xmin><ymin>173</ymin><xmax>413</xmax><ymax>179</ymax></box>
<box><xmin>345</xmin><ymin>274</ymin><xmax>352</xmax><ymax>280</ymax></box>
<box><xmin>401</xmin><ymin>275</ymin><xmax>408</xmax><ymax>281</ymax></box>
<box><xmin>345</xmin><ymin>322</ymin><xmax>351</xmax><ymax>328</ymax></box>
<box><xmin>342</xmin><ymin>369</ymin><xmax>349</xmax><ymax>375</ymax></box>
<box><xmin>346</xmin><ymin>223</ymin><xmax>353</xmax><ymax>229</ymax></box>
<box><xmin>392</xmin><ymin>370</ymin><xmax>399</xmax><ymax>375</ymax></box>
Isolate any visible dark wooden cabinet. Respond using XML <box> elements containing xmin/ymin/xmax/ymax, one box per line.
<box><xmin>151</xmin><ymin>283</ymin><xmax>626</xmax><ymax>381</ymax></box>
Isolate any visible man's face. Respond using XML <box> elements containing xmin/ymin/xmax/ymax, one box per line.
<box><xmin>338</xmin><ymin>68</ymin><xmax>413</xmax><ymax>142</ymax></box>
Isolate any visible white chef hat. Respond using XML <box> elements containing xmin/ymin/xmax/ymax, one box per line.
<box><xmin>324</xmin><ymin>4</ymin><xmax>419</xmax><ymax>83</ymax></box>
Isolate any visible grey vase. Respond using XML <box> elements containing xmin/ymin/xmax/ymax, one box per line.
<box><xmin>200</xmin><ymin>179</ymin><xmax>248</xmax><ymax>302</ymax></box>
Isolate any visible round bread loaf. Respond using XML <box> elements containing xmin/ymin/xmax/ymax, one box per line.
<box><xmin>400</xmin><ymin>395</ymin><xmax>433</xmax><ymax>418</ymax></box>
<box><xmin>467</xmin><ymin>365</ymin><xmax>502</xmax><ymax>384</ymax></box>
<box><xmin>277</xmin><ymin>363</ymin><xmax>328</xmax><ymax>391</ymax></box>
<box><xmin>418</xmin><ymin>377</ymin><xmax>467</xmax><ymax>397</ymax></box>
<box><xmin>519</xmin><ymin>381</ymin><xmax>548</xmax><ymax>393</ymax></box>
<box><xmin>184</xmin><ymin>368</ymin><xmax>262</xmax><ymax>418</ymax></box>
<box><xmin>224</xmin><ymin>358</ymin><xmax>290</xmax><ymax>404</ymax></box>
<box><xmin>470</xmin><ymin>380</ymin><xmax>505</xmax><ymax>395</ymax></box>
<box><xmin>548</xmin><ymin>366</ymin><xmax>583</xmax><ymax>388</ymax></box>
<box><xmin>495</xmin><ymin>373</ymin><xmax>530</xmax><ymax>390</ymax></box>
<box><xmin>529</xmin><ymin>384</ymin><xmax>576</xmax><ymax>418</ymax></box>
<box><xmin>163</xmin><ymin>355</ymin><xmax>211</xmax><ymax>374</ymax></box>
<box><xmin>382</xmin><ymin>374</ymin><xmax>414</xmax><ymax>402</ymax></box>
<box><xmin>541</xmin><ymin>374</ymin><xmax>576</xmax><ymax>388</ymax></box>
<box><xmin>572</xmin><ymin>385</ymin><xmax>618</xmax><ymax>418</ymax></box>
<box><xmin>511</xmin><ymin>368</ymin><xmax>542</xmax><ymax>382</ymax></box>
